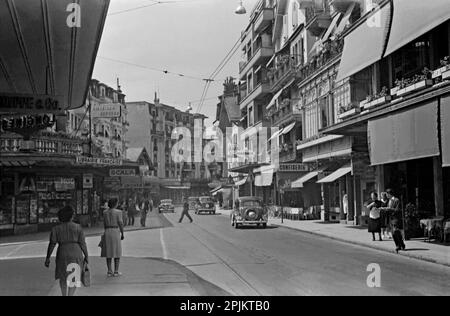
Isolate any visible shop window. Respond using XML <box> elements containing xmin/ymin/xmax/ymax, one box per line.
<box><xmin>0</xmin><ymin>178</ymin><xmax>15</xmax><ymax>225</ymax></box>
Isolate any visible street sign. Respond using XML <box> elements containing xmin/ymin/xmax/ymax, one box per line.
<box><xmin>83</xmin><ymin>174</ymin><xmax>93</xmax><ymax>189</ymax></box>
<box><xmin>76</xmin><ymin>156</ymin><xmax>123</xmax><ymax>166</ymax></box>
<box><xmin>91</xmin><ymin>103</ymin><xmax>121</xmax><ymax>118</ymax></box>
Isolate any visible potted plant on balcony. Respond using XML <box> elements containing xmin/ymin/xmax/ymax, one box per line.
<box><xmin>392</xmin><ymin>68</ymin><xmax>433</xmax><ymax>97</ymax></box>
<box><xmin>432</xmin><ymin>56</ymin><xmax>450</xmax><ymax>79</ymax></box>
<box><xmin>338</xmin><ymin>102</ymin><xmax>361</xmax><ymax>120</ymax></box>
<box><xmin>361</xmin><ymin>87</ymin><xmax>391</xmax><ymax>110</ymax></box>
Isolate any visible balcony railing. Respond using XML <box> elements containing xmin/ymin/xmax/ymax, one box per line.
<box><xmin>305</xmin><ymin>6</ymin><xmax>332</xmax><ymax>37</ymax></box>
<box><xmin>267</xmin><ymin>56</ymin><xmax>296</xmax><ymax>92</ymax></box>
<box><xmin>239</xmin><ymin>46</ymin><xmax>274</xmax><ymax>76</ymax></box>
<box><xmin>1</xmin><ymin>133</ymin><xmax>83</xmax><ymax>155</ymax></box>
<box><xmin>295</xmin><ymin>37</ymin><xmax>344</xmax><ymax>83</ymax></box>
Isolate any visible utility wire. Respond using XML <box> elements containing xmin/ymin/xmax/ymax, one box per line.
<box><xmin>108</xmin><ymin>0</ymin><xmax>205</xmax><ymax>16</ymax></box>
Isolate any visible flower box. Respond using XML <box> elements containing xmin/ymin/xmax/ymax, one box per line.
<box><xmin>390</xmin><ymin>87</ymin><xmax>399</xmax><ymax>96</ymax></box>
<box><xmin>432</xmin><ymin>65</ymin><xmax>450</xmax><ymax>78</ymax></box>
<box><xmin>443</xmin><ymin>70</ymin><xmax>450</xmax><ymax>80</ymax></box>
<box><xmin>396</xmin><ymin>79</ymin><xmax>433</xmax><ymax>97</ymax></box>
<box><xmin>338</xmin><ymin>107</ymin><xmax>361</xmax><ymax>120</ymax></box>
<box><xmin>362</xmin><ymin>96</ymin><xmax>392</xmax><ymax>110</ymax></box>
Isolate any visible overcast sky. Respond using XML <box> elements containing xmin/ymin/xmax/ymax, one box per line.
<box><xmin>93</xmin><ymin>0</ymin><xmax>260</xmax><ymax>126</ymax></box>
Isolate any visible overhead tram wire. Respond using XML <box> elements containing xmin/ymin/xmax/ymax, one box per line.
<box><xmin>196</xmin><ymin>36</ymin><xmax>241</xmax><ymax>113</ymax></box>
<box><xmin>108</xmin><ymin>0</ymin><xmax>206</xmax><ymax>17</ymax></box>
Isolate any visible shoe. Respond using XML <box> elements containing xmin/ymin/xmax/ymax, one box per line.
<box><xmin>395</xmin><ymin>248</ymin><xmax>399</xmax><ymax>254</ymax></box>
<box><xmin>107</xmin><ymin>272</ymin><xmax>114</xmax><ymax>277</ymax></box>
<box><xmin>113</xmin><ymin>272</ymin><xmax>122</xmax><ymax>277</ymax></box>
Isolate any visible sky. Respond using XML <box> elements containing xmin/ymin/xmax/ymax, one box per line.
<box><xmin>93</xmin><ymin>0</ymin><xmax>261</xmax><ymax>127</ymax></box>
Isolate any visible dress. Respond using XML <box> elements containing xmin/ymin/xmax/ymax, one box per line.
<box><xmin>50</xmin><ymin>222</ymin><xmax>86</xmax><ymax>281</ymax></box>
<box><xmin>101</xmin><ymin>208</ymin><xmax>123</xmax><ymax>258</ymax></box>
<box><xmin>368</xmin><ymin>200</ymin><xmax>382</xmax><ymax>233</ymax></box>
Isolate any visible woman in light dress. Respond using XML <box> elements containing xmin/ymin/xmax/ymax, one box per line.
<box><xmin>101</xmin><ymin>198</ymin><xmax>124</xmax><ymax>277</ymax></box>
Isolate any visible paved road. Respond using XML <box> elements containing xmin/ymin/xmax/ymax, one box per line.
<box><xmin>0</xmin><ymin>207</ymin><xmax>449</xmax><ymax>296</ymax></box>
<box><xmin>162</xmin><ymin>208</ymin><xmax>449</xmax><ymax>296</ymax></box>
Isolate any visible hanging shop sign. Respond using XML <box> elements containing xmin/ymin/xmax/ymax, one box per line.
<box><xmin>278</xmin><ymin>164</ymin><xmax>311</xmax><ymax>172</ymax></box>
<box><xmin>76</xmin><ymin>156</ymin><xmax>123</xmax><ymax>166</ymax></box>
<box><xmin>83</xmin><ymin>174</ymin><xmax>94</xmax><ymax>189</ymax></box>
<box><xmin>91</xmin><ymin>103</ymin><xmax>122</xmax><ymax>118</ymax></box>
<box><xmin>0</xmin><ymin>93</ymin><xmax>64</xmax><ymax>115</ymax></box>
<box><xmin>109</xmin><ymin>168</ymin><xmax>138</xmax><ymax>177</ymax></box>
<box><xmin>0</xmin><ymin>114</ymin><xmax>56</xmax><ymax>134</ymax></box>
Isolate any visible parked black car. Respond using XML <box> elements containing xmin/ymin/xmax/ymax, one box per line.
<box><xmin>230</xmin><ymin>196</ymin><xmax>268</xmax><ymax>229</ymax></box>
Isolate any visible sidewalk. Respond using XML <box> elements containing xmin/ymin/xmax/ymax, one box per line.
<box><xmin>0</xmin><ymin>212</ymin><xmax>171</xmax><ymax>246</ymax></box>
<box><xmin>218</xmin><ymin>208</ymin><xmax>449</xmax><ymax>267</ymax></box>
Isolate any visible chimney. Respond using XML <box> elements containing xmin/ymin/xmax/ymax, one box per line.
<box><xmin>223</xmin><ymin>77</ymin><xmax>238</xmax><ymax>97</ymax></box>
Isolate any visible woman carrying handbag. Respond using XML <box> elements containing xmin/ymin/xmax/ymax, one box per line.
<box><xmin>45</xmin><ymin>206</ymin><xmax>89</xmax><ymax>296</ymax></box>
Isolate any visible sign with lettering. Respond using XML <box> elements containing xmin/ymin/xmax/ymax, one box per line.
<box><xmin>91</xmin><ymin>103</ymin><xmax>121</xmax><ymax>118</ymax></box>
<box><xmin>109</xmin><ymin>168</ymin><xmax>137</xmax><ymax>177</ymax></box>
<box><xmin>0</xmin><ymin>93</ymin><xmax>63</xmax><ymax>115</ymax></box>
<box><xmin>1</xmin><ymin>114</ymin><xmax>56</xmax><ymax>133</ymax></box>
<box><xmin>76</xmin><ymin>156</ymin><xmax>123</xmax><ymax>166</ymax></box>
<box><xmin>278</xmin><ymin>164</ymin><xmax>310</xmax><ymax>172</ymax></box>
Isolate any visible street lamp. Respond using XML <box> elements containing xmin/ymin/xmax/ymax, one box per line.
<box><xmin>235</xmin><ymin>0</ymin><xmax>246</xmax><ymax>14</ymax></box>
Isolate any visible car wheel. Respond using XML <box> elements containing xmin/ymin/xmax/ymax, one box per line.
<box><xmin>231</xmin><ymin>217</ymin><xmax>235</xmax><ymax>227</ymax></box>
<box><xmin>262</xmin><ymin>223</ymin><xmax>267</xmax><ymax>229</ymax></box>
<box><xmin>235</xmin><ymin>223</ymin><xmax>240</xmax><ymax>229</ymax></box>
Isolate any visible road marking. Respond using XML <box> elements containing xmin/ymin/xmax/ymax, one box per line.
<box><xmin>159</xmin><ymin>228</ymin><xmax>168</xmax><ymax>260</ymax></box>
<box><xmin>3</xmin><ymin>244</ymin><xmax>27</xmax><ymax>259</ymax></box>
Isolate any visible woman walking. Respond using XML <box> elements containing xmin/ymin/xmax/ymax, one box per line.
<box><xmin>102</xmin><ymin>198</ymin><xmax>124</xmax><ymax>277</ymax></box>
<box><xmin>367</xmin><ymin>192</ymin><xmax>382</xmax><ymax>241</ymax></box>
<box><xmin>45</xmin><ymin>206</ymin><xmax>88</xmax><ymax>296</ymax></box>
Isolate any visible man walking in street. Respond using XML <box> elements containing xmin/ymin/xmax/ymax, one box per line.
<box><xmin>141</xmin><ymin>194</ymin><xmax>150</xmax><ymax>227</ymax></box>
<box><xmin>179</xmin><ymin>196</ymin><xmax>193</xmax><ymax>223</ymax></box>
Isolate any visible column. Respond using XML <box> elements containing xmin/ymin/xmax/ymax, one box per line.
<box><xmin>339</xmin><ymin>178</ymin><xmax>345</xmax><ymax>221</ymax></box>
<box><xmin>354</xmin><ymin>175</ymin><xmax>362</xmax><ymax>225</ymax></box>
<box><xmin>433</xmin><ymin>156</ymin><xmax>444</xmax><ymax>217</ymax></box>
<box><xmin>346</xmin><ymin>174</ymin><xmax>354</xmax><ymax>223</ymax></box>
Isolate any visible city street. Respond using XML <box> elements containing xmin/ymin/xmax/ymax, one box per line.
<box><xmin>0</xmin><ymin>208</ymin><xmax>448</xmax><ymax>296</ymax></box>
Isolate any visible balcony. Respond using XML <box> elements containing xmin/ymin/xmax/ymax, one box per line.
<box><xmin>305</xmin><ymin>7</ymin><xmax>332</xmax><ymax>37</ymax></box>
<box><xmin>269</xmin><ymin>100</ymin><xmax>302</xmax><ymax>126</ymax></box>
<box><xmin>279</xmin><ymin>142</ymin><xmax>297</xmax><ymax>163</ymax></box>
<box><xmin>240</xmin><ymin>81</ymin><xmax>271</xmax><ymax>110</ymax></box>
<box><xmin>239</xmin><ymin>46</ymin><xmax>274</xmax><ymax>78</ymax></box>
<box><xmin>254</xmin><ymin>8</ymin><xmax>274</xmax><ymax>33</ymax></box>
<box><xmin>267</xmin><ymin>56</ymin><xmax>296</xmax><ymax>93</ymax></box>
<box><xmin>330</xmin><ymin>0</ymin><xmax>360</xmax><ymax>13</ymax></box>
<box><xmin>0</xmin><ymin>133</ymin><xmax>83</xmax><ymax>156</ymax></box>
<box><xmin>295</xmin><ymin>37</ymin><xmax>344</xmax><ymax>83</ymax></box>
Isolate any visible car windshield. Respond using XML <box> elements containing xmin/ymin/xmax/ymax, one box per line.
<box><xmin>241</xmin><ymin>200</ymin><xmax>262</xmax><ymax>207</ymax></box>
<box><xmin>161</xmin><ymin>200</ymin><xmax>172</xmax><ymax>204</ymax></box>
<box><xmin>188</xmin><ymin>198</ymin><xmax>198</xmax><ymax>202</ymax></box>
<box><xmin>199</xmin><ymin>197</ymin><xmax>213</xmax><ymax>203</ymax></box>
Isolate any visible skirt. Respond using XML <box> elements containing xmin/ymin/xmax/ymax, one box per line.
<box><xmin>368</xmin><ymin>218</ymin><xmax>381</xmax><ymax>233</ymax></box>
<box><xmin>55</xmin><ymin>244</ymin><xmax>84</xmax><ymax>281</ymax></box>
<box><xmin>101</xmin><ymin>228</ymin><xmax>122</xmax><ymax>258</ymax></box>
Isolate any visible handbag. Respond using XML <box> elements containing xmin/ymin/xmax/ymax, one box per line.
<box><xmin>98</xmin><ymin>234</ymin><xmax>105</xmax><ymax>248</ymax></box>
<box><xmin>81</xmin><ymin>261</ymin><xmax>91</xmax><ymax>287</ymax></box>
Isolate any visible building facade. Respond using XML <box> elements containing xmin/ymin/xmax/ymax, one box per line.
<box><xmin>232</xmin><ymin>0</ymin><xmax>450</xmax><ymax>227</ymax></box>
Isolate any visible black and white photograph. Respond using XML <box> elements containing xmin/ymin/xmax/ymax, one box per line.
<box><xmin>0</xmin><ymin>0</ymin><xmax>449</xmax><ymax>300</ymax></box>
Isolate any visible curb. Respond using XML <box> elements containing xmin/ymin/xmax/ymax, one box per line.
<box><xmin>271</xmin><ymin>223</ymin><xmax>450</xmax><ymax>268</ymax></box>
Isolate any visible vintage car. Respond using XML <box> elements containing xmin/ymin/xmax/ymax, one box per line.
<box><xmin>158</xmin><ymin>199</ymin><xmax>175</xmax><ymax>213</ymax></box>
<box><xmin>230</xmin><ymin>196</ymin><xmax>268</xmax><ymax>229</ymax></box>
<box><xmin>195</xmin><ymin>196</ymin><xmax>216</xmax><ymax>215</ymax></box>
<box><xmin>188</xmin><ymin>197</ymin><xmax>200</xmax><ymax>211</ymax></box>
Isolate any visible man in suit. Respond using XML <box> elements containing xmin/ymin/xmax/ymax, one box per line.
<box><xmin>383</xmin><ymin>189</ymin><xmax>406</xmax><ymax>252</ymax></box>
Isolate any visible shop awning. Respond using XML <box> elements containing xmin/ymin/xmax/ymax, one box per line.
<box><xmin>368</xmin><ymin>100</ymin><xmax>440</xmax><ymax>166</ymax></box>
<box><xmin>322</xmin><ymin>13</ymin><xmax>342</xmax><ymax>42</ymax></box>
<box><xmin>441</xmin><ymin>96</ymin><xmax>450</xmax><ymax>167</ymax></box>
<box><xmin>210</xmin><ymin>186</ymin><xmax>222</xmax><ymax>194</ymax></box>
<box><xmin>0</xmin><ymin>0</ymin><xmax>110</xmax><ymax>111</ymax></box>
<box><xmin>383</xmin><ymin>0</ymin><xmax>450</xmax><ymax>58</ymax></box>
<box><xmin>268</xmin><ymin>128</ymin><xmax>284</xmax><ymax>141</ymax></box>
<box><xmin>317</xmin><ymin>165</ymin><xmax>352</xmax><ymax>184</ymax></box>
<box><xmin>335</xmin><ymin>1</ymin><xmax>391</xmax><ymax>82</ymax></box>
<box><xmin>254</xmin><ymin>169</ymin><xmax>274</xmax><ymax>187</ymax></box>
<box><xmin>234</xmin><ymin>176</ymin><xmax>248</xmax><ymax>187</ymax></box>
<box><xmin>266</xmin><ymin>89</ymin><xmax>284</xmax><ymax>110</ymax></box>
<box><xmin>291</xmin><ymin>170</ymin><xmax>322</xmax><ymax>188</ymax></box>
<box><xmin>281</xmin><ymin>122</ymin><xmax>296</xmax><ymax>135</ymax></box>
<box><xmin>335</xmin><ymin>2</ymin><xmax>355</xmax><ymax>35</ymax></box>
